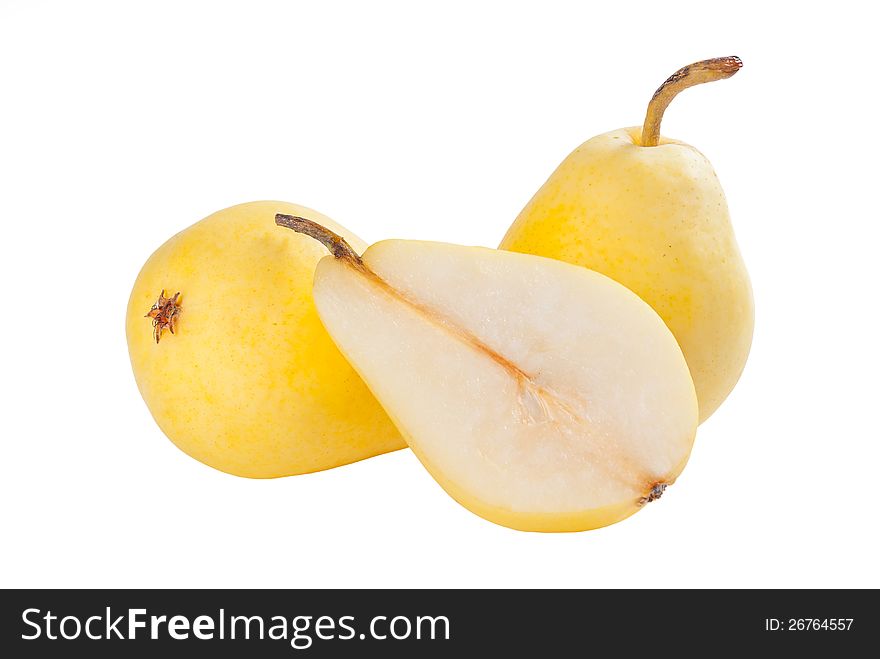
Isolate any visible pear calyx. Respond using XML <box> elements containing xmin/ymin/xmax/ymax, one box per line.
<box><xmin>638</xmin><ymin>482</ymin><xmax>668</xmax><ymax>505</ymax></box>
<box><xmin>640</xmin><ymin>56</ymin><xmax>742</xmax><ymax>147</ymax></box>
<box><xmin>145</xmin><ymin>289</ymin><xmax>181</xmax><ymax>343</ymax></box>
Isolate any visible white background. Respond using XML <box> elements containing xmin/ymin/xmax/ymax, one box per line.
<box><xmin>1</xmin><ymin>0</ymin><xmax>877</xmax><ymax>589</ymax></box>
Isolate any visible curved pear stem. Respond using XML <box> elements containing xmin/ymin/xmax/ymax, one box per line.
<box><xmin>275</xmin><ymin>214</ymin><xmax>364</xmax><ymax>266</ymax></box>
<box><xmin>639</xmin><ymin>56</ymin><xmax>742</xmax><ymax>147</ymax></box>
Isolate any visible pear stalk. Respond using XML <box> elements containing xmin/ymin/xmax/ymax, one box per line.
<box><xmin>640</xmin><ymin>56</ymin><xmax>742</xmax><ymax>147</ymax></box>
<box><xmin>276</xmin><ymin>214</ymin><xmax>364</xmax><ymax>266</ymax></box>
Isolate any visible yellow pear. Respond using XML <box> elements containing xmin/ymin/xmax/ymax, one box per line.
<box><xmin>126</xmin><ymin>201</ymin><xmax>404</xmax><ymax>477</ymax></box>
<box><xmin>501</xmin><ymin>57</ymin><xmax>753</xmax><ymax>422</ymax></box>
<box><xmin>277</xmin><ymin>214</ymin><xmax>697</xmax><ymax>532</ymax></box>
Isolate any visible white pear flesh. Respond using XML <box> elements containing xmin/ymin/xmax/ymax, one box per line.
<box><xmin>313</xmin><ymin>240</ymin><xmax>698</xmax><ymax>532</ymax></box>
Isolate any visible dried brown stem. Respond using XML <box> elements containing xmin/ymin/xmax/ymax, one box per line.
<box><xmin>640</xmin><ymin>56</ymin><xmax>742</xmax><ymax>147</ymax></box>
<box><xmin>275</xmin><ymin>214</ymin><xmax>363</xmax><ymax>265</ymax></box>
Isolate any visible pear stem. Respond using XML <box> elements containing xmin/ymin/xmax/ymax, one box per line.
<box><xmin>275</xmin><ymin>214</ymin><xmax>364</xmax><ymax>265</ymax></box>
<box><xmin>639</xmin><ymin>56</ymin><xmax>742</xmax><ymax>147</ymax></box>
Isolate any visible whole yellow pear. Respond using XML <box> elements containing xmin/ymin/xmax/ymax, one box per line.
<box><xmin>126</xmin><ymin>201</ymin><xmax>404</xmax><ymax>477</ymax></box>
<box><xmin>501</xmin><ymin>57</ymin><xmax>753</xmax><ymax>422</ymax></box>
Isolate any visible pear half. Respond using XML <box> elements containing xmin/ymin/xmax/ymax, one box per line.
<box><xmin>278</xmin><ymin>215</ymin><xmax>698</xmax><ymax>532</ymax></box>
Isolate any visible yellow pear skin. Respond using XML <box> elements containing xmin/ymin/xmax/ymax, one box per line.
<box><xmin>126</xmin><ymin>201</ymin><xmax>404</xmax><ymax>477</ymax></box>
<box><xmin>501</xmin><ymin>58</ymin><xmax>753</xmax><ymax>422</ymax></box>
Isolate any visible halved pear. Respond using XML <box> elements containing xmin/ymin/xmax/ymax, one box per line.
<box><xmin>277</xmin><ymin>215</ymin><xmax>698</xmax><ymax>532</ymax></box>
